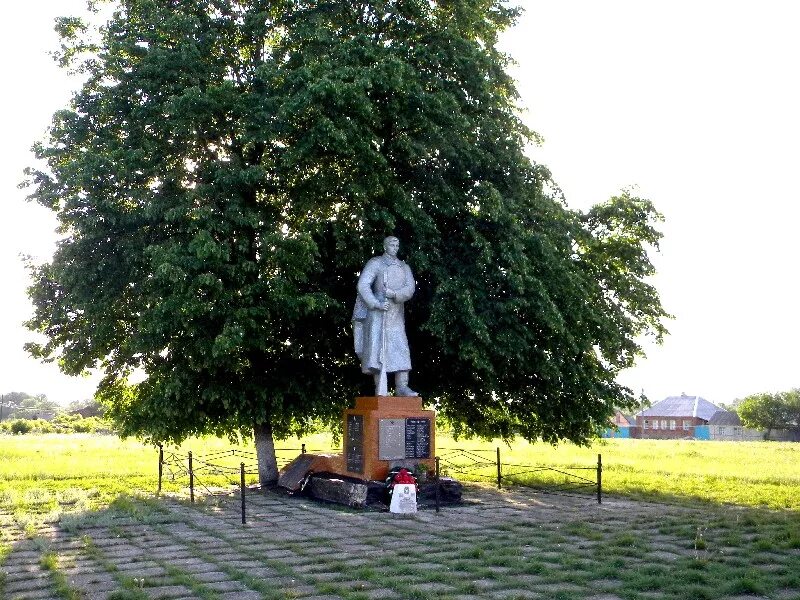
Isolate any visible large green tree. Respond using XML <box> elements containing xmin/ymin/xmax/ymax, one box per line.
<box><xmin>25</xmin><ymin>0</ymin><xmax>669</xmax><ymax>484</ymax></box>
<box><xmin>738</xmin><ymin>390</ymin><xmax>800</xmax><ymax>440</ymax></box>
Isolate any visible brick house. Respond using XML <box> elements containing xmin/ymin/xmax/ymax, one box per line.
<box><xmin>636</xmin><ymin>394</ymin><xmax>721</xmax><ymax>439</ymax></box>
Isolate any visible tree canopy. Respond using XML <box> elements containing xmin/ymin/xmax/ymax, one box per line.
<box><xmin>25</xmin><ymin>0</ymin><xmax>669</xmax><ymax>479</ymax></box>
<box><xmin>738</xmin><ymin>389</ymin><xmax>800</xmax><ymax>439</ymax></box>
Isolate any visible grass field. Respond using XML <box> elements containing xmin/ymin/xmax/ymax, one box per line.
<box><xmin>447</xmin><ymin>436</ymin><xmax>800</xmax><ymax>510</ymax></box>
<box><xmin>1</xmin><ymin>433</ymin><xmax>799</xmax><ymax>522</ymax></box>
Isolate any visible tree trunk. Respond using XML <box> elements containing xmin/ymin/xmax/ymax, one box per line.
<box><xmin>254</xmin><ymin>421</ymin><xmax>279</xmax><ymax>487</ymax></box>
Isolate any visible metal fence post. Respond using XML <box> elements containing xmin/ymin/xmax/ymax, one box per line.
<box><xmin>188</xmin><ymin>451</ymin><xmax>194</xmax><ymax>503</ymax></box>
<box><xmin>496</xmin><ymin>447</ymin><xmax>502</xmax><ymax>489</ymax></box>
<box><xmin>597</xmin><ymin>454</ymin><xmax>602</xmax><ymax>504</ymax></box>
<box><xmin>240</xmin><ymin>462</ymin><xmax>246</xmax><ymax>524</ymax></box>
<box><xmin>157</xmin><ymin>444</ymin><xmax>163</xmax><ymax>495</ymax></box>
<box><xmin>435</xmin><ymin>456</ymin><xmax>441</xmax><ymax>513</ymax></box>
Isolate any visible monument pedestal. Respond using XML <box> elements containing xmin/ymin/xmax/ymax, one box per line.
<box><xmin>278</xmin><ymin>396</ymin><xmax>436</xmax><ymax>496</ymax></box>
<box><xmin>343</xmin><ymin>396</ymin><xmax>436</xmax><ymax>482</ymax></box>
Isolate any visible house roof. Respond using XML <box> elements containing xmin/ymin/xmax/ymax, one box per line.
<box><xmin>639</xmin><ymin>394</ymin><xmax>721</xmax><ymax>421</ymax></box>
<box><xmin>708</xmin><ymin>410</ymin><xmax>741</xmax><ymax>426</ymax></box>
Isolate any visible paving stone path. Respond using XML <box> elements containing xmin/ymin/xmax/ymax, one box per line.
<box><xmin>1</xmin><ymin>486</ymin><xmax>799</xmax><ymax>600</ymax></box>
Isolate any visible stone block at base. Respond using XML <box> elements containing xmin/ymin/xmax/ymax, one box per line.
<box><xmin>309</xmin><ymin>476</ymin><xmax>368</xmax><ymax>508</ymax></box>
<box><xmin>278</xmin><ymin>454</ymin><xmax>344</xmax><ymax>491</ymax></box>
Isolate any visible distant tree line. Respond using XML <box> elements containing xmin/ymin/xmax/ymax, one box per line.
<box><xmin>0</xmin><ymin>392</ymin><xmax>107</xmax><ymax>430</ymax></box>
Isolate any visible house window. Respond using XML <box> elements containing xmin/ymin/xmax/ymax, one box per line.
<box><xmin>734</xmin><ymin>426</ymin><xmax>741</xmax><ymax>436</ymax></box>
<box><xmin>643</xmin><ymin>420</ymin><xmax>649</xmax><ymax>430</ymax></box>
<box><xmin>683</xmin><ymin>420</ymin><xmax>690</xmax><ymax>431</ymax></box>
<box><xmin>669</xmin><ymin>420</ymin><xmax>676</xmax><ymax>430</ymax></box>
<box><xmin>652</xmin><ymin>420</ymin><xmax>659</xmax><ymax>430</ymax></box>
<box><xmin>661</xmin><ymin>420</ymin><xmax>667</xmax><ymax>429</ymax></box>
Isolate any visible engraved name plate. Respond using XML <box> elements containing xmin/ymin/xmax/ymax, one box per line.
<box><xmin>379</xmin><ymin>418</ymin><xmax>406</xmax><ymax>460</ymax></box>
<box><xmin>405</xmin><ymin>417</ymin><xmax>431</xmax><ymax>459</ymax></box>
<box><xmin>345</xmin><ymin>414</ymin><xmax>364</xmax><ymax>473</ymax></box>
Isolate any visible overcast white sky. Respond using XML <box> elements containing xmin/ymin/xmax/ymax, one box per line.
<box><xmin>1</xmin><ymin>1</ymin><xmax>799</xmax><ymax>406</ymax></box>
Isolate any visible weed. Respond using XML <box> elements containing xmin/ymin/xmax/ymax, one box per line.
<box><xmin>462</xmin><ymin>546</ymin><xmax>485</xmax><ymax>559</ymax></box>
<box><xmin>107</xmin><ymin>590</ymin><xmax>149</xmax><ymax>600</ymax></box>
<box><xmin>725</xmin><ymin>574</ymin><xmax>767</xmax><ymax>596</ymax></box>
<box><xmin>162</xmin><ymin>564</ymin><xmax>219</xmax><ymax>599</ymax></box>
<box><xmin>694</xmin><ymin>526</ymin><xmax>708</xmax><ymax>558</ymax></box>
<box><xmin>680</xmin><ymin>584</ymin><xmax>713</xmax><ymax>599</ymax></box>
<box><xmin>564</xmin><ymin>521</ymin><xmax>602</xmax><ymax>540</ymax></box>
<box><xmin>38</xmin><ymin>549</ymin><xmax>83</xmax><ymax>600</ymax></box>
<box><xmin>753</xmin><ymin>537</ymin><xmax>775</xmax><ymax>551</ymax></box>
<box><xmin>40</xmin><ymin>551</ymin><xmax>58</xmax><ymax>570</ymax></box>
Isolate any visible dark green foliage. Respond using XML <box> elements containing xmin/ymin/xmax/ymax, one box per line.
<box><xmin>738</xmin><ymin>388</ymin><xmax>800</xmax><ymax>438</ymax></box>
<box><xmin>24</xmin><ymin>1</ymin><xmax>668</xmax><ymax>455</ymax></box>
<box><xmin>9</xmin><ymin>420</ymin><xmax>33</xmax><ymax>435</ymax></box>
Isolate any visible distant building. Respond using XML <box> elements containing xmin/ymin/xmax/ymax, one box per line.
<box><xmin>708</xmin><ymin>410</ymin><xmax>756</xmax><ymax>441</ymax></box>
<box><xmin>605</xmin><ymin>411</ymin><xmax>636</xmax><ymax>438</ymax></box>
<box><xmin>70</xmin><ymin>405</ymin><xmax>103</xmax><ymax>419</ymax></box>
<box><xmin>636</xmin><ymin>394</ymin><xmax>721</xmax><ymax>440</ymax></box>
<box><xmin>603</xmin><ymin>393</ymin><xmax>799</xmax><ymax>441</ymax></box>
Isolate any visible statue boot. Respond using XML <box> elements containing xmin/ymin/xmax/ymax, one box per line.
<box><xmin>395</xmin><ymin>371</ymin><xmax>418</xmax><ymax>396</ymax></box>
<box><xmin>373</xmin><ymin>372</ymin><xmax>389</xmax><ymax>397</ymax></box>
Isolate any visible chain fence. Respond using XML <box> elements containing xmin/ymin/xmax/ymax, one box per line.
<box><xmin>156</xmin><ymin>444</ymin><xmax>602</xmax><ymax>522</ymax></box>
<box><xmin>436</xmin><ymin>447</ymin><xmax>602</xmax><ymax>502</ymax></box>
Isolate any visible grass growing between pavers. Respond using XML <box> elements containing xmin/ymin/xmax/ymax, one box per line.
<box><xmin>2</xmin><ymin>433</ymin><xmax>800</xmax><ymax>599</ymax></box>
<box><xmin>2</xmin><ymin>490</ymin><xmax>800</xmax><ymax>600</ymax></box>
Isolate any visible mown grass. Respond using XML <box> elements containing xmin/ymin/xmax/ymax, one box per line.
<box><xmin>0</xmin><ymin>433</ymin><xmax>330</xmax><ymax>521</ymax></box>
<box><xmin>437</xmin><ymin>436</ymin><xmax>800</xmax><ymax>509</ymax></box>
<box><xmin>1</xmin><ymin>433</ymin><xmax>799</xmax><ymax>525</ymax></box>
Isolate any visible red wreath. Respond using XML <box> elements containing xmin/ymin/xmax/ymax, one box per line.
<box><xmin>390</xmin><ymin>468</ymin><xmax>418</xmax><ymax>497</ymax></box>
<box><xmin>393</xmin><ymin>468</ymin><xmax>416</xmax><ymax>484</ymax></box>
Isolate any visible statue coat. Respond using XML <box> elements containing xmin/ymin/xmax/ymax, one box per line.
<box><xmin>353</xmin><ymin>254</ymin><xmax>415</xmax><ymax>374</ymax></box>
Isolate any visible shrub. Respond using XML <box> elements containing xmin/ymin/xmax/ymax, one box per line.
<box><xmin>1</xmin><ymin>414</ymin><xmax>114</xmax><ymax>435</ymax></box>
<box><xmin>10</xmin><ymin>420</ymin><xmax>32</xmax><ymax>435</ymax></box>
<box><xmin>31</xmin><ymin>419</ymin><xmax>55</xmax><ymax>433</ymax></box>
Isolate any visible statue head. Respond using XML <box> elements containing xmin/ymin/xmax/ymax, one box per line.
<box><xmin>383</xmin><ymin>236</ymin><xmax>400</xmax><ymax>257</ymax></box>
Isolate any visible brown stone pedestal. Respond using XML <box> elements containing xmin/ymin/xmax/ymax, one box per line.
<box><xmin>343</xmin><ymin>396</ymin><xmax>436</xmax><ymax>482</ymax></box>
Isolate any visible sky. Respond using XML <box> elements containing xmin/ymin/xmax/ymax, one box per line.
<box><xmin>1</xmin><ymin>1</ymin><xmax>799</xmax><ymax>407</ymax></box>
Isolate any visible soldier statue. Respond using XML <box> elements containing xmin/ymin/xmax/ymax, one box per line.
<box><xmin>353</xmin><ymin>236</ymin><xmax>417</xmax><ymax>396</ymax></box>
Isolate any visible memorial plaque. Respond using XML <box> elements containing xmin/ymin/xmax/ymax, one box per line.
<box><xmin>379</xmin><ymin>418</ymin><xmax>406</xmax><ymax>460</ymax></box>
<box><xmin>405</xmin><ymin>417</ymin><xmax>431</xmax><ymax>459</ymax></box>
<box><xmin>345</xmin><ymin>414</ymin><xmax>364</xmax><ymax>473</ymax></box>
